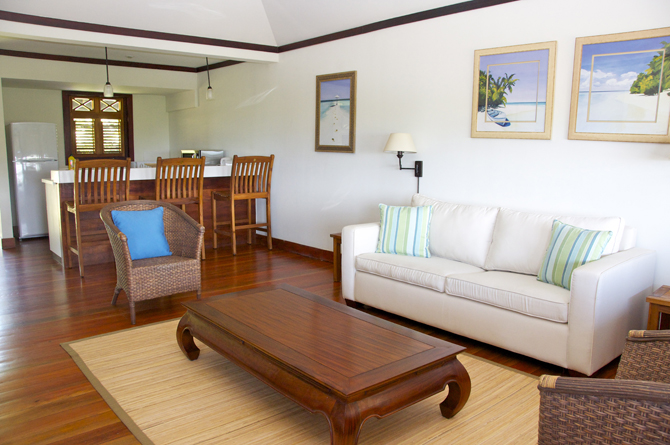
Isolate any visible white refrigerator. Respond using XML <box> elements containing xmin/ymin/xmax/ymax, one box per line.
<box><xmin>7</xmin><ymin>122</ymin><xmax>59</xmax><ymax>239</ymax></box>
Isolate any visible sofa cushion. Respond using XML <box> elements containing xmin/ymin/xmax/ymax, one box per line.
<box><xmin>484</xmin><ymin>209</ymin><xmax>555</xmax><ymax>275</ymax></box>
<box><xmin>446</xmin><ymin>271</ymin><xmax>570</xmax><ymax>323</ymax></box>
<box><xmin>356</xmin><ymin>253</ymin><xmax>484</xmax><ymax>293</ymax></box>
<box><xmin>537</xmin><ymin>220</ymin><xmax>612</xmax><ymax>290</ymax></box>
<box><xmin>376</xmin><ymin>204</ymin><xmax>432</xmax><ymax>258</ymax></box>
<box><xmin>559</xmin><ymin>214</ymin><xmax>623</xmax><ymax>254</ymax></box>
<box><xmin>411</xmin><ymin>194</ymin><xmax>498</xmax><ymax>268</ymax></box>
<box><xmin>484</xmin><ymin>208</ymin><xmax>625</xmax><ymax>275</ymax></box>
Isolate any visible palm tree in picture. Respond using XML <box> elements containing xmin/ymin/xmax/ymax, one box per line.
<box><xmin>629</xmin><ymin>41</ymin><xmax>670</xmax><ymax>96</ymax></box>
<box><xmin>488</xmin><ymin>73</ymin><xmax>518</xmax><ymax>109</ymax></box>
<box><xmin>478</xmin><ymin>71</ymin><xmax>518</xmax><ymax>111</ymax></box>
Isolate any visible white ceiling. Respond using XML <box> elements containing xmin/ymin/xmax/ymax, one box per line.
<box><xmin>0</xmin><ymin>0</ymin><xmax>469</xmax><ymax>68</ymax></box>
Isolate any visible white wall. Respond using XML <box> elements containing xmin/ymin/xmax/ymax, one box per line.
<box><xmin>2</xmin><ymin>87</ymin><xmax>66</xmax><ymax>165</ymax></box>
<box><xmin>0</xmin><ymin>57</ymin><xmax>198</xmax><ymax>240</ymax></box>
<box><xmin>132</xmin><ymin>95</ymin><xmax>171</xmax><ymax>163</ymax></box>
<box><xmin>168</xmin><ymin>0</ymin><xmax>670</xmax><ymax>286</ymax></box>
<box><xmin>2</xmin><ymin>89</ymin><xmax>172</xmax><ymax>165</ymax></box>
<box><xmin>0</xmin><ymin>87</ymin><xmax>10</xmax><ymax>240</ymax></box>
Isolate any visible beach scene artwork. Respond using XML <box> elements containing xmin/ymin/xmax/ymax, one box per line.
<box><xmin>575</xmin><ymin>35</ymin><xmax>670</xmax><ymax>136</ymax></box>
<box><xmin>319</xmin><ymin>79</ymin><xmax>351</xmax><ymax>146</ymax></box>
<box><xmin>477</xmin><ymin>49</ymin><xmax>549</xmax><ymax>132</ymax></box>
<box><xmin>315</xmin><ymin>71</ymin><xmax>356</xmax><ymax>152</ymax></box>
<box><xmin>472</xmin><ymin>42</ymin><xmax>556</xmax><ymax>139</ymax></box>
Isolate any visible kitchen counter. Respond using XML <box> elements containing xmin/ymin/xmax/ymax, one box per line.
<box><xmin>50</xmin><ymin>164</ymin><xmax>232</xmax><ymax>183</ymax></box>
<box><xmin>44</xmin><ymin>163</ymin><xmax>253</xmax><ymax>269</ymax></box>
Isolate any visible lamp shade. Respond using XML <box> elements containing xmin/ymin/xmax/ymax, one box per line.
<box><xmin>103</xmin><ymin>82</ymin><xmax>114</xmax><ymax>98</ymax></box>
<box><xmin>383</xmin><ymin>133</ymin><xmax>416</xmax><ymax>153</ymax></box>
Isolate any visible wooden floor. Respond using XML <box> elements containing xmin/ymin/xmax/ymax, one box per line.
<box><xmin>0</xmin><ymin>238</ymin><xmax>618</xmax><ymax>445</ymax></box>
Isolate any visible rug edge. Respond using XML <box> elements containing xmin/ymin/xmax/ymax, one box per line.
<box><xmin>61</xmin><ymin>318</ymin><xmax>178</xmax><ymax>347</ymax></box>
<box><xmin>59</xmin><ymin>322</ymin><xmax>182</xmax><ymax>445</ymax></box>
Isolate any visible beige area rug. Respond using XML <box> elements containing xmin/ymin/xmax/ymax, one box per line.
<box><xmin>62</xmin><ymin>319</ymin><xmax>540</xmax><ymax>444</ymax></box>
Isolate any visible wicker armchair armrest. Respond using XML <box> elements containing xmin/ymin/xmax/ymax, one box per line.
<box><xmin>100</xmin><ymin>208</ymin><xmax>133</xmax><ymax>270</ymax></box>
<box><xmin>627</xmin><ymin>329</ymin><xmax>670</xmax><ymax>340</ymax></box>
<box><xmin>538</xmin><ymin>375</ymin><xmax>670</xmax><ymax>444</ymax></box>
<box><xmin>163</xmin><ymin>206</ymin><xmax>205</xmax><ymax>259</ymax></box>
<box><xmin>616</xmin><ymin>330</ymin><xmax>670</xmax><ymax>383</ymax></box>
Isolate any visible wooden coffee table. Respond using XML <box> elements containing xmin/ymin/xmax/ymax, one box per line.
<box><xmin>176</xmin><ymin>284</ymin><xmax>471</xmax><ymax>445</ymax></box>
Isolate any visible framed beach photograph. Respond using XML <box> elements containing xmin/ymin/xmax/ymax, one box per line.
<box><xmin>315</xmin><ymin>71</ymin><xmax>357</xmax><ymax>153</ymax></box>
<box><xmin>568</xmin><ymin>27</ymin><xmax>670</xmax><ymax>143</ymax></box>
<box><xmin>471</xmin><ymin>41</ymin><xmax>557</xmax><ymax>140</ymax></box>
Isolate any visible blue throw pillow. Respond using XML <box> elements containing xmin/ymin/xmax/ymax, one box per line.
<box><xmin>111</xmin><ymin>207</ymin><xmax>172</xmax><ymax>261</ymax></box>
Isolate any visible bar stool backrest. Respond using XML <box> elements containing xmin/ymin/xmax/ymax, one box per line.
<box><xmin>73</xmin><ymin>158</ymin><xmax>131</xmax><ymax>210</ymax></box>
<box><xmin>230</xmin><ymin>155</ymin><xmax>274</xmax><ymax>199</ymax></box>
<box><xmin>155</xmin><ymin>157</ymin><xmax>205</xmax><ymax>202</ymax></box>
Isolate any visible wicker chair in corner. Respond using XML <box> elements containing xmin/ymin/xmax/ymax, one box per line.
<box><xmin>538</xmin><ymin>330</ymin><xmax>670</xmax><ymax>444</ymax></box>
<box><xmin>100</xmin><ymin>200</ymin><xmax>205</xmax><ymax>325</ymax></box>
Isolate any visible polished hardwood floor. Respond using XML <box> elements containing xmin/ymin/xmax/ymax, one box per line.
<box><xmin>0</xmin><ymin>238</ymin><xmax>618</xmax><ymax>445</ymax></box>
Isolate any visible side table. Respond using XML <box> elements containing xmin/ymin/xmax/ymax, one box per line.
<box><xmin>330</xmin><ymin>232</ymin><xmax>341</xmax><ymax>282</ymax></box>
<box><xmin>646</xmin><ymin>285</ymin><xmax>670</xmax><ymax>330</ymax></box>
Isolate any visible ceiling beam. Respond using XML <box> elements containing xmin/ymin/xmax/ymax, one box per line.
<box><xmin>0</xmin><ymin>10</ymin><xmax>278</xmax><ymax>53</ymax></box>
<box><xmin>278</xmin><ymin>0</ymin><xmax>520</xmax><ymax>52</ymax></box>
<box><xmin>0</xmin><ymin>0</ymin><xmax>518</xmax><ymax>71</ymax></box>
<box><xmin>0</xmin><ymin>48</ymin><xmax>199</xmax><ymax>73</ymax></box>
<box><xmin>0</xmin><ymin>48</ymin><xmax>246</xmax><ymax>73</ymax></box>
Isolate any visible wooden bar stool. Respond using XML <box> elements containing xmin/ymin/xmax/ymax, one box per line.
<box><xmin>64</xmin><ymin>158</ymin><xmax>131</xmax><ymax>277</ymax></box>
<box><xmin>143</xmin><ymin>157</ymin><xmax>206</xmax><ymax>259</ymax></box>
<box><xmin>212</xmin><ymin>155</ymin><xmax>274</xmax><ymax>255</ymax></box>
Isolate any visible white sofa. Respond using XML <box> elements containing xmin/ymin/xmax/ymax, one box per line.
<box><xmin>342</xmin><ymin>194</ymin><xmax>656</xmax><ymax>376</ymax></box>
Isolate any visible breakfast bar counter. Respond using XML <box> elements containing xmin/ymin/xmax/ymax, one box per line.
<box><xmin>44</xmin><ymin>165</ymin><xmax>254</xmax><ymax>268</ymax></box>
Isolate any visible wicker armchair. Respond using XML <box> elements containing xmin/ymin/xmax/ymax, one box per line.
<box><xmin>100</xmin><ymin>200</ymin><xmax>205</xmax><ymax>324</ymax></box>
<box><xmin>538</xmin><ymin>330</ymin><xmax>670</xmax><ymax>444</ymax></box>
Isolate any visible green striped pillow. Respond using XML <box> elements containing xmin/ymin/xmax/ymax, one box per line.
<box><xmin>537</xmin><ymin>220</ymin><xmax>612</xmax><ymax>290</ymax></box>
<box><xmin>376</xmin><ymin>204</ymin><xmax>433</xmax><ymax>257</ymax></box>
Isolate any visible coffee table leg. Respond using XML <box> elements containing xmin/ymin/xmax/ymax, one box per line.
<box><xmin>439</xmin><ymin>359</ymin><xmax>471</xmax><ymax>418</ymax></box>
<box><xmin>177</xmin><ymin>314</ymin><xmax>200</xmax><ymax>361</ymax></box>
<box><xmin>329</xmin><ymin>403</ymin><xmax>363</xmax><ymax>445</ymax></box>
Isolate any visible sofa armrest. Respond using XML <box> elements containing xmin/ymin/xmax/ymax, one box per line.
<box><xmin>342</xmin><ymin>223</ymin><xmax>380</xmax><ymax>301</ymax></box>
<box><xmin>567</xmin><ymin>247</ymin><xmax>656</xmax><ymax>375</ymax></box>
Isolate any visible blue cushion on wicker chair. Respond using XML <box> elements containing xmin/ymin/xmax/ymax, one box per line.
<box><xmin>111</xmin><ymin>207</ymin><xmax>172</xmax><ymax>260</ymax></box>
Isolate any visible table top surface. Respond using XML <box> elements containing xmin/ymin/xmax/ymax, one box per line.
<box><xmin>183</xmin><ymin>284</ymin><xmax>464</xmax><ymax>395</ymax></box>
<box><xmin>647</xmin><ymin>285</ymin><xmax>670</xmax><ymax>305</ymax></box>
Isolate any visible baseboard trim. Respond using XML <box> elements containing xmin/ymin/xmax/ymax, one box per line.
<box><xmin>1</xmin><ymin>237</ymin><xmax>17</xmax><ymax>249</ymax></box>
<box><xmin>51</xmin><ymin>251</ymin><xmax>64</xmax><ymax>265</ymax></box>
<box><xmin>257</xmin><ymin>235</ymin><xmax>333</xmax><ymax>263</ymax></box>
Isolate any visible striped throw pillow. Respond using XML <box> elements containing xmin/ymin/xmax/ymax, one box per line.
<box><xmin>376</xmin><ymin>204</ymin><xmax>433</xmax><ymax>257</ymax></box>
<box><xmin>537</xmin><ymin>220</ymin><xmax>612</xmax><ymax>290</ymax></box>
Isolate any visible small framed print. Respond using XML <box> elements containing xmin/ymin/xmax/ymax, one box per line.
<box><xmin>568</xmin><ymin>27</ymin><xmax>670</xmax><ymax>143</ymax></box>
<box><xmin>471</xmin><ymin>41</ymin><xmax>557</xmax><ymax>140</ymax></box>
<box><xmin>315</xmin><ymin>71</ymin><xmax>356</xmax><ymax>153</ymax></box>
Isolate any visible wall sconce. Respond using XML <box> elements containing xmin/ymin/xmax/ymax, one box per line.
<box><xmin>383</xmin><ymin>133</ymin><xmax>423</xmax><ymax>193</ymax></box>
<box><xmin>103</xmin><ymin>47</ymin><xmax>114</xmax><ymax>98</ymax></box>
<box><xmin>205</xmin><ymin>57</ymin><xmax>214</xmax><ymax>100</ymax></box>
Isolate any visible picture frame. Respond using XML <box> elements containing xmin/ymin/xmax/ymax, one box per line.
<box><xmin>568</xmin><ymin>27</ymin><xmax>670</xmax><ymax>143</ymax></box>
<box><xmin>471</xmin><ymin>41</ymin><xmax>556</xmax><ymax>140</ymax></box>
<box><xmin>315</xmin><ymin>71</ymin><xmax>357</xmax><ymax>153</ymax></box>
